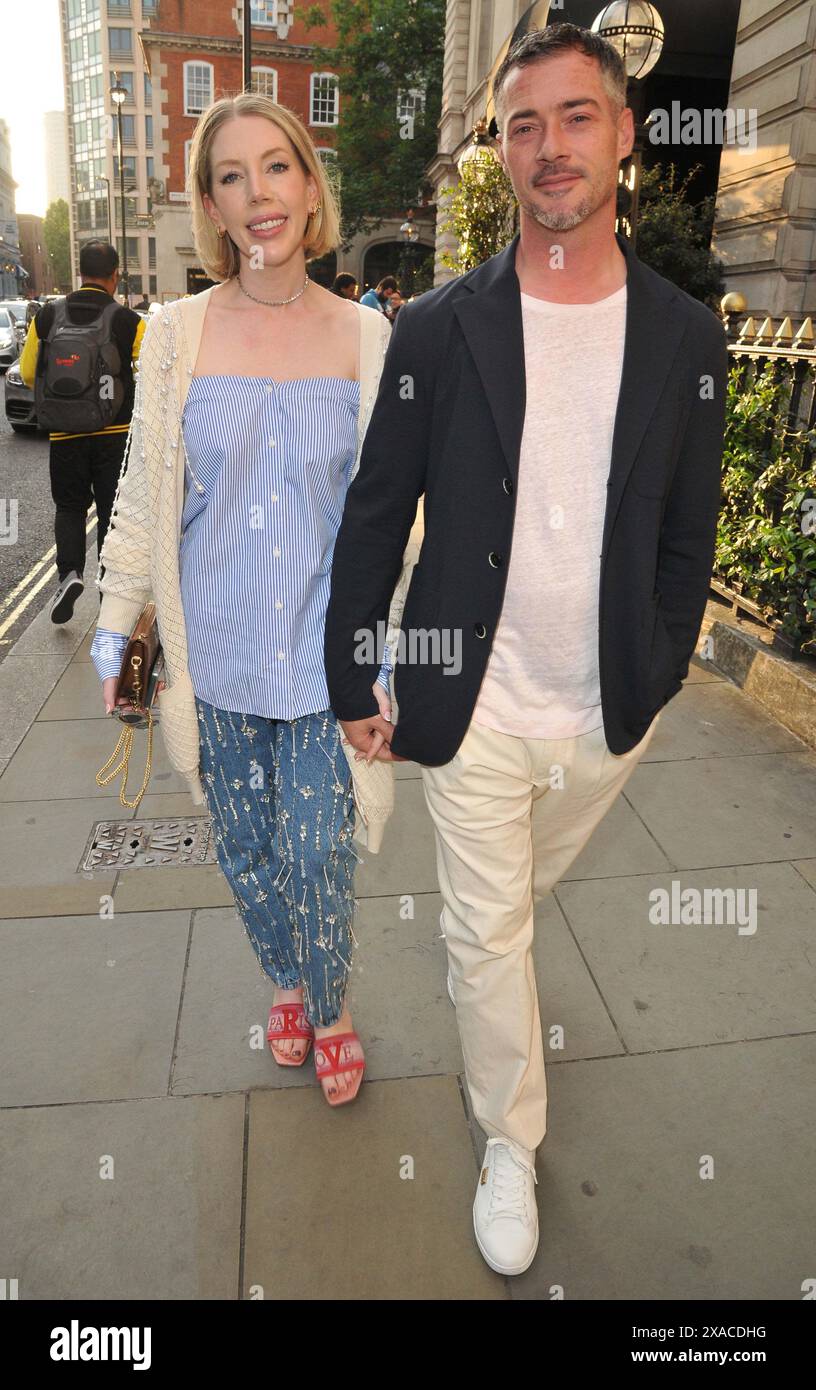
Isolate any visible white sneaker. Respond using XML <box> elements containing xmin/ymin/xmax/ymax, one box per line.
<box><xmin>473</xmin><ymin>1138</ymin><xmax>539</xmax><ymax>1275</ymax></box>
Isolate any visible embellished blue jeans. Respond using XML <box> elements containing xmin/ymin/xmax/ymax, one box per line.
<box><xmin>195</xmin><ymin>699</ymin><xmax>358</xmax><ymax>1028</ymax></box>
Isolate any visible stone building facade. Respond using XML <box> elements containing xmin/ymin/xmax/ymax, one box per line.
<box><xmin>714</xmin><ymin>0</ymin><xmax>816</xmax><ymax>318</ymax></box>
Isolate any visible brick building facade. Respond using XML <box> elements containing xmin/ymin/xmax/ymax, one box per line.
<box><xmin>142</xmin><ymin>0</ymin><xmax>432</xmax><ymax>297</ymax></box>
<box><xmin>17</xmin><ymin>215</ymin><xmax>57</xmax><ymax>297</ymax></box>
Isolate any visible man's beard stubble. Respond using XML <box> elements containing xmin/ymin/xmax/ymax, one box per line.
<box><xmin>519</xmin><ymin>169</ymin><xmax>618</xmax><ymax>232</ymax></box>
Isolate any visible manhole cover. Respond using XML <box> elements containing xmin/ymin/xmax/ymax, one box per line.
<box><xmin>79</xmin><ymin>817</ymin><xmax>217</xmax><ymax>871</ymax></box>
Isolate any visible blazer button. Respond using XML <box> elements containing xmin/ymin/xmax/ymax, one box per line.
<box><xmin>502</xmin><ymin>477</ymin><xmax>513</xmax><ymax>495</ymax></box>
<box><xmin>488</xmin><ymin>551</ymin><xmax>503</xmax><ymax>568</ymax></box>
<box><xmin>474</xmin><ymin>623</ymin><xmax>487</xmax><ymax>638</ymax></box>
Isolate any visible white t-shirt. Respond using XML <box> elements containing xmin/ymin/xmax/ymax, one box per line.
<box><xmin>471</xmin><ymin>283</ymin><xmax>627</xmax><ymax>739</ymax></box>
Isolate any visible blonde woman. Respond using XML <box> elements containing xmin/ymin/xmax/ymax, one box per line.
<box><xmin>91</xmin><ymin>93</ymin><xmax>404</xmax><ymax>1106</ymax></box>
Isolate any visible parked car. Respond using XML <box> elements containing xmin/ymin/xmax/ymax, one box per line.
<box><xmin>0</xmin><ymin>308</ymin><xmax>21</xmax><ymax>371</ymax></box>
<box><xmin>0</xmin><ymin>299</ymin><xmax>36</xmax><ymax>349</ymax></box>
<box><xmin>3</xmin><ymin>356</ymin><xmax>39</xmax><ymax>432</ymax></box>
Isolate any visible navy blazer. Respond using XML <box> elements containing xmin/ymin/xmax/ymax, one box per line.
<box><xmin>325</xmin><ymin>230</ymin><xmax>729</xmax><ymax>763</ymax></box>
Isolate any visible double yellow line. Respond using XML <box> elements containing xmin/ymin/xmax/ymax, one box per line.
<box><xmin>0</xmin><ymin>512</ymin><xmax>98</xmax><ymax>643</ymax></box>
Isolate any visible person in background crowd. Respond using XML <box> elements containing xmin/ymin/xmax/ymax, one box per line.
<box><xmin>359</xmin><ymin>275</ymin><xmax>398</xmax><ymax>313</ymax></box>
<box><xmin>385</xmin><ymin>289</ymin><xmax>404</xmax><ymax>322</ymax></box>
<box><xmin>331</xmin><ymin>272</ymin><xmax>358</xmax><ymax>300</ymax></box>
<box><xmin>19</xmin><ymin>240</ymin><xmax>145</xmax><ymax>624</ymax></box>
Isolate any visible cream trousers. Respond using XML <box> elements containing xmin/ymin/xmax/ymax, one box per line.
<box><xmin>420</xmin><ymin>711</ymin><xmax>661</xmax><ymax>1159</ymax></box>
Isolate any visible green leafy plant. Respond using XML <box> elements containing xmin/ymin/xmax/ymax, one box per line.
<box><xmin>717</xmin><ymin>358</ymin><xmax>816</xmax><ymax>654</ymax></box>
<box><xmin>437</xmin><ymin>152</ymin><xmax>517</xmax><ymax>275</ymax></box>
<box><xmin>635</xmin><ymin>163</ymin><xmax>725</xmax><ymax>310</ymax></box>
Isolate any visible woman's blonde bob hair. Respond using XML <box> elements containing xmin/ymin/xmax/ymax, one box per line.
<box><xmin>186</xmin><ymin>91</ymin><xmax>341</xmax><ymax>282</ymax></box>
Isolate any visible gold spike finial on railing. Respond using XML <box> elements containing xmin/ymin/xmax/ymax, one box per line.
<box><xmin>793</xmin><ymin>317</ymin><xmax>814</xmax><ymax>350</ymax></box>
<box><xmin>737</xmin><ymin>316</ymin><xmax>757</xmax><ymax>343</ymax></box>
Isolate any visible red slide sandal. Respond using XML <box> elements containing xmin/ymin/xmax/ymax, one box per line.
<box><xmin>314</xmin><ymin>1032</ymin><xmax>366</xmax><ymax>1106</ymax></box>
<box><xmin>266</xmin><ymin>1003</ymin><xmax>314</xmax><ymax>1067</ymax></box>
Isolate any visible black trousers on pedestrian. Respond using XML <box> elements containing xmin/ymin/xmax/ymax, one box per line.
<box><xmin>49</xmin><ymin>431</ymin><xmax>128</xmax><ymax>582</ymax></box>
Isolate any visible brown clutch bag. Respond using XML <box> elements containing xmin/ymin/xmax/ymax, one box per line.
<box><xmin>95</xmin><ymin>602</ymin><xmax>163</xmax><ymax>808</ymax></box>
<box><xmin>114</xmin><ymin>602</ymin><xmax>162</xmax><ymax>722</ymax></box>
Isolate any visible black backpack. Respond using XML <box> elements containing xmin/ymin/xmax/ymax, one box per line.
<box><xmin>35</xmin><ymin>297</ymin><xmax>124</xmax><ymax>434</ymax></box>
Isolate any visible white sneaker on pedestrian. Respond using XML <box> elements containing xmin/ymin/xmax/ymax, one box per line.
<box><xmin>49</xmin><ymin>571</ymin><xmax>84</xmax><ymax>624</ymax></box>
<box><xmin>473</xmin><ymin>1138</ymin><xmax>539</xmax><ymax>1275</ymax></box>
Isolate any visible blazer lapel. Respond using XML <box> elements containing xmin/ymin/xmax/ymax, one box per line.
<box><xmin>600</xmin><ymin>234</ymin><xmax>685</xmax><ymax>568</ymax></box>
<box><xmin>452</xmin><ymin>237</ymin><xmax>526</xmax><ymax>484</ymax></box>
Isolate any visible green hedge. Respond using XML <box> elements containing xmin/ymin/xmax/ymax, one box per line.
<box><xmin>715</xmin><ymin>357</ymin><xmax>816</xmax><ymax>656</ymax></box>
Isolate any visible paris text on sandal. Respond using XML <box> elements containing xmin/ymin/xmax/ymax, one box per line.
<box><xmin>266</xmin><ymin>1003</ymin><xmax>314</xmax><ymax>1067</ymax></box>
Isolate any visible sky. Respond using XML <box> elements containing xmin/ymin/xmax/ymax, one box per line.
<box><xmin>2</xmin><ymin>0</ymin><xmax>65</xmax><ymax>218</ymax></box>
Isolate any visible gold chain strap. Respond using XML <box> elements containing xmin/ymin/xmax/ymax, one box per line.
<box><xmin>95</xmin><ymin>706</ymin><xmax>154</xmax><ymax>809</ymax></box>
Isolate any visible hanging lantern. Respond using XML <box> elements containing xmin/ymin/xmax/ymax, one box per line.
<box><xmin>592</xmin><ymin>2</ymin><xmax>665</xmax><ymax>81</ymax></box>
<box><xmin>457</xmin><ymin>119</ymin><xmax>499</xmax><ymax>184</ymax></box>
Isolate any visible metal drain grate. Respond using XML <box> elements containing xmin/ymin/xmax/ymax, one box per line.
<box><xmin>79</xmin><ymin>817</ymin><xmax>217</xmax><ymax>872</ymax></box>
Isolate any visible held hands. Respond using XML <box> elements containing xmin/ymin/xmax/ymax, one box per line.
<box><xmin>340</xmin><ymin>680</ymin><xmax>409</xmax><ymax>765</ymax></box>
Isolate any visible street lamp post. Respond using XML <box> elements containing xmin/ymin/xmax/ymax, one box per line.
<box><xmin>110</xmin><ymin>73</ymin><xmax>129</xmax><ymax>303</ymax></box>
<box><xmin>243</xmin><ymin>0</ymin><xmax>252</xmax><ymax>90</ymax></box>
<box><xmin>97</xmin><ymin>175</ymin><xmax>113</xmax><ymax>246</ymax></box>
<box><xmin>399</xmin><ymin>208</ymin><xmax>420</xmax><ymax>297</ymax></box>
<box><xmin>592</xmin><ymin>2</ymin><xmax>665</xmax><ymax>248</ymax></box>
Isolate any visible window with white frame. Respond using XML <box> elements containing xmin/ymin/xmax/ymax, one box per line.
<box><xmin>248</xmin><ymin>0</ymin><xmax>278</xmax><ymax>24</ymax></box>
<box><xmin>183</xmin><ymin>61</ymin><xmax>213</xmax><ymax>117</ymax></box>
<box><xmin>250</xmin><ymin>66</ymin><xmax>277</xmax><ymax>99</ymax></box>
<box><xmin>184</xmin><ymin>139</ymin><xmax>192</xmax><ymax>182</ymax></box>
<box><xmin>310</xmin><ymin>72</ymin><xmax>338</xmax><ymax>126</ymax></box>
<box><xmin>397</xmin><ymin>87</ymin><xmax>425</xmax><ymax>130</ymax></box>
<box><xmin>248</xmin><ymin>1</ymin><xmax>290</xmax><ymax>27</ymax></box>
<box><xmin>316</xmin><ymin>147</ymin><xmax>340</xmax><ymax>197</ymax></box>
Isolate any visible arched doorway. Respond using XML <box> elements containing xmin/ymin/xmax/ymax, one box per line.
<box><xmin>362</xmin><ymin>242</ymin><xmax>403</xmax><ymax>294</ymax></box>
<box><xmin>363</xmin><ymin>240</ymin><xmax>435</xmax><ymax>298</ymax></box>
<box><xmin>307</xmin><ymin>251</ymin><xmax>337</xmax><ymax>288</ymax></box>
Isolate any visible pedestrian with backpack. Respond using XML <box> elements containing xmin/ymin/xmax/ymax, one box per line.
<box><xmin>19</xmin><ymin>240</ymin><xmax>146</xmax><ymax>623</ymax></box>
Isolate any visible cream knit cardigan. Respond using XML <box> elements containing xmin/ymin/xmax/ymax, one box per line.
<box><xmin>96</xmin><ymin>287</ymin><xmax>410</xmax><ymax>826</ymax></box>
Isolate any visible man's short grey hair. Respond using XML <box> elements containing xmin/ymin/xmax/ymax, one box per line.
<box><xmin>492</xmin><ymin>22</ymin><xmax>628</xmax><ymax>128</ymax></box>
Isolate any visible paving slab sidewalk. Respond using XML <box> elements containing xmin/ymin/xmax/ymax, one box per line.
<box><xmin>0</xmin><ymin>605</ymin><xmax>814</xmax><ymax>1300</ymax></box>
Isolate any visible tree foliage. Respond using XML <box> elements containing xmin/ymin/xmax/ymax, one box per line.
<box><xmin>299</xmin><ymin>0</ymin><xmax>444</xmax><ymax>246</ymax></box>
<box><xmin>43</xmin><ymin>199</ymin><xmax>71</xmax><ymax>290</ymax></box>
<box><xmin>635</xmin><ymin>162</ymin><xmax>725</xmax><ymax>309</ymax></box>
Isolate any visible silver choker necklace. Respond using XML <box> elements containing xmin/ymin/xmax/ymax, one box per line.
<box><xmin>236</xmin><ymin>272</ymin><xmax>310</xmax><ymax>307</ymax></box>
